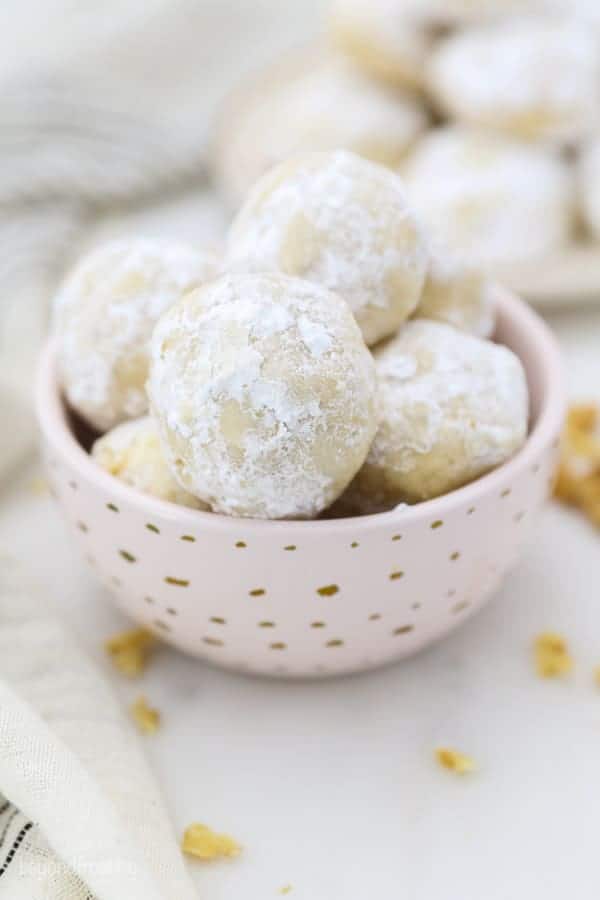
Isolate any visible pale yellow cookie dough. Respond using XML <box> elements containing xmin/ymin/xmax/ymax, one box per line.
<box><xmin>343</xmin><ymin>320</ymin><xmax>529</xmax><ymax>507</ymax></box>
<box><xmin>226</xmin><ymin>150</ymin><xmax>428</xmax><ymax>346</ymax></box>
<box><xmin>148</xmin><ymin>273</ymin><xmax>378</xmax><ymax>520</ymax></box>
<box><xmin>92</xmin><ymin>417</ymin><xmax>207</xmax><ymax>509</ymax></box>
<box><xmin>54</xmin><ymin>238</ymin><xmax>219</xmax><ymax>431</ymax></box>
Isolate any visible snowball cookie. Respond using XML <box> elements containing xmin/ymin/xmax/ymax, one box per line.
<box><xmin>403</xmin><ymin>127</ymin><xmax>574</xmax><ymax>266</ymax></box>
<box><xmin>414</xmin><ymin>246</ymin><xmax>495</xmax><ymax>338</ymax></box>
<box><xmin>344</xmin><ymin>321</ymin><xmax>529</xmax><ymax>507</ymax></box>
<box><xmin>577</xmin><ymin>136</ymin><xmax>600</xmax><ymax>240</ymax></box>
<box><xmin>329</xmin><ymin>0</ymin><xmax>430</xmax><ymax>89</ymax></box>
<box><xmin>148</xmin><ymin>273</ymin><xmax>378</xmax><ymax>520</ymax></box>
<box><xmin>92</xmin><ymin>417</ymin><xmax>207</xmax><ymax>510</ymax></box>
<box><xmin>54</xmin><ymin>238</ymin><xmax>219</xmax><ymax>432</ymax></box>
<box><xmin>226</xmin><ymin>151</ymin><xmax>428</xmax><ymax>346</ymax></box>
<box><xmin>427</xmin><ymin>19</ymin><xmax>600</xmax><ymax>146</ymax></box>
<box><xmin>214</xmin><ymin>52</ymin><xmax>427</xmax><ymax>209</ymax></box>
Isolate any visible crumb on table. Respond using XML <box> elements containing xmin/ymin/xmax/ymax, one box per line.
<box><xmin>279</xmin><ymin>886</ymin><xmax>293</xmax><ymax>895</ymax></box>
<box><xmin>105</xmin><ymin>627</ymin><xmax>157</xmax><ymax>677</ymax></box>
<box><xmin>130</xmin><ymin>696</ymin><xmax>160</xmax><ymax>734</ymax></box>
<box><xmin>435</xmin><ymin>747</ymin><xmax>475</xmax><ymax>775</ymax></box>
<box><xmin>534</xmin><ymin>632</ymin><xmax>573</xmax><ymax>678</ymax></box>
<box><xmin>554</xmin><ymin>404</ymin><xmax>600</xmax><ymax>527</ymax></box>
<box><xmin>182</xmin><ymin>824</ymin><xmax>241</xmax><ymax>861</ymax></box>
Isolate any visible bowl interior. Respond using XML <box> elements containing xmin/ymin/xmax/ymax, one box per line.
<box><xmin>37</xmin><ymin>284</ymin><xmax>564</xmax><ymax>531</ymax></box>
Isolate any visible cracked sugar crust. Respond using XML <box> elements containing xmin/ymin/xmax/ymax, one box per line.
<box><xmin>344</xmin><ymin>320</ymin><xmax>529</xmax><ymax>508</ymax></box>
<box><xmin>225</xmin><ymin>150</ymin><xmax>428</xmax><ymax>347</ymax></box>
<box><xmin>402</xmin><ymin>127</ymin><xmax>574</xmax><ymax>266</ymax></box>
<box><xmin>92</xmin><ymin>416</ymin><xmax>208</xmax><ymax>509</ymax></box>
<box><xmin>214</xmin><ymin>53</ymin><xmax>427</xmax><ymax>209</ymax></box>
<box><xmin>427</xmin><ymin>18</ymin><xmax>600</xmax><ymax>146</ymax></box>
<box><xmin>54</xmin><ymin>238</ymin><xmax>219</xmax><ymax>431</ymax></box>
<box><xmin>148</xmin><ymin>273</ymin><xmax>378</xmax><ymax>520</ymax></box>
<box><xmin>413</xmin><ymin>243</ymin><xmax>495</xmax><ymax>338</ymax></box>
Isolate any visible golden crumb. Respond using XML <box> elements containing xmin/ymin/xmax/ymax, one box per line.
<box><xmin>182</xmin><ymin>824</ymin><xmax>241</xmax><ymax>861</ymax></box>
<box><xmin>553</xmin><ymin>462</ymin><xmax>583</xmax><ymax>506</ymax></box>
<box><xmin>534</xmin><ymin>632</ymin><xmax>573</xmax><ymax>678</ymax></box>
<box><xmin>554</xmin><ymin>403</ymin><xmax>600</xmax><ymax>529</ymax></box>
<box><xmin>105</xmin><ymin>628</ymin><xmax>157</xmax><ymax>677</ymax></box>
<box><xmin>594</xmin><ymin>666</ymin><xmax>600</xmax><ymax>687</ymax></box>
<box><xmin>130</xmin><ymin>696</ymin><xmax>160</xmax><ymax>734</ymax></box>
<box><xmin>567</xmin><ymin>404</ymin><xmax>598</xmax><ymax>434</ymax></box>
<box><xmin>279</xmin><ymin>886</ymin><xmax>293</xmax><ymax>895</ymax></box>
<box><xmin>435</xmin><ymin>748</ymin><xmax>475</xmax><ymax>774</ymax></box>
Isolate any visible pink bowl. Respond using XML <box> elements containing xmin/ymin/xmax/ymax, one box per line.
<box><xmin>36</xmin><ymin>286</ymin><xmax>565</xmax><ymax>678</ymax></box>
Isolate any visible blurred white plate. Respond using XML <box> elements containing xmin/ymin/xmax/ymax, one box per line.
<box><xmin>499</xmin><ymin>244</ymin><xmax>600</xmax><ymax>310</ymax></box>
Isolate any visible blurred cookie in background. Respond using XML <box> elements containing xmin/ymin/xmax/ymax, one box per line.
<box><xmin>427</xmin><ymin>18</ymin><xmax>600</xmax><ymax>146</ymax></box>
<box><xmin>402</xmin><ymin>126</ymin><xmax>574</xmax><ymax>267</ymax></box>
<box><xmin>212</xmin><ymin>50</ymin><xmax>427</xmax><ymax>210</ymax></box>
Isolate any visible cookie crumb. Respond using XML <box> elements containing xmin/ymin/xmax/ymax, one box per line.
<box><xmin>554</xmin><ymin>404</ymin><xmax>600</xmax><ymax>528</ymax></box>
<box><xmin>131</xmin><ymin>696</ymin><xmax>160</xmax><ymax>734</ymax></box>
<box><xmin>534</xmin><ymin>632</ymin><xmax>573</xmax><ymax>678</ymax></box>
<box><xmin>182</xmin><ymin>824</ymin><xmax>241</xmax><ymax>861</ymax></box>
<box><xmin>594</xmin><ymin>666</ymin><xmax>600</xmax><ymax>686</ymax></box>
<box><xmin>105</xmin><ymin>627</ymin><xmax>157</xmax><ymax>677</ymax></box>
<box><xmin>279</xmin><ymin>886</ymin><xmax>293</xmax><ymax>895</ymax></box>
<box><xmin>435</xmin><ymin>748</ymin><xmax>474</xmax><ymax>774</ymax></box>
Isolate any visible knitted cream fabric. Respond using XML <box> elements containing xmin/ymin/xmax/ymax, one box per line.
<box><xmin>0</xmin><ymin>555</ymin><xmax>197</xmax><ymax>899</ymax></box>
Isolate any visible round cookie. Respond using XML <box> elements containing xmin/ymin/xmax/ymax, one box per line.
<box><xmin>343</xmin><ymin>320</ymin><xmax>529</xmax><ymax>508</ymax></box>
<box><xmin>577</xmin><ymin>136</ymin><xmax>600</xmax><ymax>240</ymax></box>
<box><xmin>213</xmin><ymin>53</ymin><xmax>427</xmax><ymax>209</ymax></box>
<box><xmin>402</xmin><ymin>127</ymin><xmax>574</xmax><ymax>266</ymax></box>
<box><xmin>414</xmin><ymin>246</ymin><xmax>495</xmax><ymax>338</ymax></box>
<box><xmin>148</xmin><ymin>273</ymin><xmax>378</xmax><ymax>520</ymax></box>
<box><xmin>329</xmin><ymin>0</ymin><xmax>430</xmax><ymax>89</ymax></box>
<box><xmin>54</xmin><ymin>238</ymin><xmax>219</xmax><ymax>432</ymax></box>
<box><xmin>225</xmin><ymin>150</ymin><xmax>428</xmax><ymax>346</ymax></box>
<box><xmin>427</xmin><ymin>19</ymin><xmax>600</xmax><ymax>145</ymax></box>
<box><xmin>92</xmin><ymin>416</ymin><xmax>208</xmax><ymax>510</ymax></box>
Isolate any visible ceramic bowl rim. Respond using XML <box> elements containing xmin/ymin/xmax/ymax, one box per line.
<box><xmin>35</xmin><ymin>284</ymin><xmax>566</xmax><ymax>535</ymax></box>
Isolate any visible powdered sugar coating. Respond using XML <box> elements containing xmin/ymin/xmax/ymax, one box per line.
<box><xmin>577</xmin><ymin>135</ymin><xmax>600</xmax><ymax>239</ymax></box>
<box><xmin>54</xmin><ymin>238</ymin><xmax>219</xmax><ymax>431</ymax></box>
<box><xmin>92</xmin><ymin>416</ymin><xmax>207</xmax><ymax>509</ymax></box>
<box><xmin>414</xmin><ymin>244</ymin><xmax>495</xmax><ymax>338</ymax></box>
<box><xmin>403</xmin><ymin>127</ymin><xmax>574</xmax><ymax>266</ymax></box>
<box><xmin>148</xmin><ymin>273</ymin><xmax>378</xmax><ymax>520</ymax></box>
<box><xmin>427</xmin><ymin>19</ymin><xmax>600</xmax><ymax>145</ymax></box>
<box><xmin>330</xmin><ymin>0</ymin><xmax>430</xmax><ymax>88</ymax></box>
<box><xmin>214</xmin><ymin>54</ymin><xmax>427</xmax><ymax>209</ymax></box>
<box><xmin>342</xmin><ymin>320</ymin><xmax>529</xmax><ymax>508</ymax></box>
<box><xmin>226</xmin><ymin>151</ymin><xmax>428</xmax><ymax>346</ymax></box>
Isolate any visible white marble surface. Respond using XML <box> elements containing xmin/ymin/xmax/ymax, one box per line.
<box><xmin>3</xmin><ymin>190</ymin><xmax>600</xmax><ymax>898</ymax></box>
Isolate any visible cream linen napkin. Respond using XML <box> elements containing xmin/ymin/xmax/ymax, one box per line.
<box><xmin>0</xmin><ymin>554</ymin><xmax>197</xmax><ymax>900</ymax></box>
